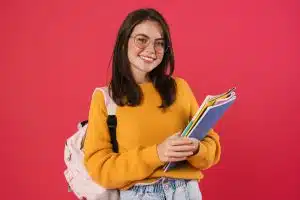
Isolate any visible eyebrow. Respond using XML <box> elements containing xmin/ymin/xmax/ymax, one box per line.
<box><xmin>134</xmin><ymin>33</ymin><xmax>164</xmax><ymax>40</ymax></box>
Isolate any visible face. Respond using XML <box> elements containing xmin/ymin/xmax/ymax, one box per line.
<box><xmin>127</xmin><ymin>20</ymin><xmax>165</xmax><ymax>83</ymax></box>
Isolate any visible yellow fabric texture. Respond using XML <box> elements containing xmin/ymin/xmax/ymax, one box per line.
<box><xmin>83</xmin><ymin>77</ymin><xmax>221</xmax><ymax>190</ymax></box>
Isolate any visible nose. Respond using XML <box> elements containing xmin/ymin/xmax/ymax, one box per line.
<box><xmin>144</xmin><ymin>41</ymin><xmax>156</xmax><ymax>54</ymax></box>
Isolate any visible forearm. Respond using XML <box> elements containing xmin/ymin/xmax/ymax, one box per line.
<box><xmin>84</xmin><ymin>143</ymin><xmax>164</xmax><ymax>189</ymax></box>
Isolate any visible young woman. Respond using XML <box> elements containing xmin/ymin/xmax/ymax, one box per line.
<box><xmin>83</xmin><ymin>8</ymin><xmax>221</xmax><ymax>200</ymax></box>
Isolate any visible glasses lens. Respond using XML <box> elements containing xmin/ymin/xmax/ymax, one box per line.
<box><xmin>133</xmin><ymin>35</ymin><xmax>166</xmax><ymax>53</ymax></box>
<box><xmin>154</xmin><ymin>39</ymin><xmax>165</xmax><ymax>53</ymax></box>
<box><xmin>134</xmin><ymin>35</ymin><xmax>149</xmax><ymax>49</ymax></box>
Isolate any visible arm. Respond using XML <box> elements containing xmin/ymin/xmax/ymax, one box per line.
<box><xmin>180</xmin><ymin>78</ymin><xmax>221</xmax><ymax>170</ymax></box>
<box><xmin>188</xmin><ymin>129</ymin><xmax>221</xmax><ymax>170</ymax></box>
<box><xmin>83</xmin><ymin>89</ymin><xmax>164</xmax><ymax>189</ymax></box>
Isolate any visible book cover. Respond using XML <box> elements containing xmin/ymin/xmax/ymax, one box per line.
<box><xmin>163</xmin><ymin>88</ymin><xmax>236</xmax><ymax>171</ymax></box>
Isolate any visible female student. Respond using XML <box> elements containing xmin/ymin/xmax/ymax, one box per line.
<box><xmin>83</xmin><ymin>8</ymin><xmax>221</xmax><ymax>200</ymax></box>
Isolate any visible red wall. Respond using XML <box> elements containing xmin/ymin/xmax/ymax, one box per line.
<box><xmin>1</xmin><ymin>0</ymin><xmax>299</xmax><ymax>199</ymax></box>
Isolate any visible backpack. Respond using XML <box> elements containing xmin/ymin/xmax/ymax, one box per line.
<box><xmin>63</xmin><ymin>87</ymin><xmax>120</xmax><ymax>200</ymax></box>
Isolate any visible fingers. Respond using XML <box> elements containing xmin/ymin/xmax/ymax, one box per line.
<box><xmin>169</xmin><ymin>144</ymin><xmax>196</xmax><ymax>152</ymax></box>
<box><xmin>165</xmin><ymin>150</ymin><xmax>194</xmax><ymax>158</ymax></box>
<box><xmin>169</xmin><ymin>133</ymin><xmax>181</xmax><ymax>140</ymax></box>
<box><xmin>166</xmin><ymin>137</ymin><xmax>199</xmax><ymax>160</ymax></box>
<box><xmin>189</xmin><ymin>137</ymin><xmax>199</xmax><ymax>144</ymax></box>
<box><xmin>163</xmin><ymin>137</ymin><xmax>195</xmax><ymax>161</ymax></box>
<box><xmin>157</xmin><ymin>134</ymin><xmax>199</xmax><ymax>163</ymax></box>
<box><xmin>174</xmin><ymin>131</ymin><xmax>182</xmax><ymax>136</ymax></box>
<box><xmin>167</xmin><ymin>157</ymin><xmax>189</xmax><ymax>162</ymax></box>
<box><xmin>169</xmin><ymin>137</ymin><xmax>193</xmax><ymax>146</ymax></box>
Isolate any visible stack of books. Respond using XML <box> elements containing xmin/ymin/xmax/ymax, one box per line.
<box><xmin>164</xmin><ymin>87</ymin><xmax>237</xmax><ymax>171</ymax></box>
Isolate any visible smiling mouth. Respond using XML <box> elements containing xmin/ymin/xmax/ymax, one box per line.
<box><xmin>139</xmin><ymin>55</ymin><xmax>156</xmax><ymax>62</ymax></box>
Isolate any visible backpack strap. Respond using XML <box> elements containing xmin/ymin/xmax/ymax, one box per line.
<box><xmin>99</xmin><ymin>87</ymin><xmax>118</xmax><ymax>153</ymax></box>
<box><xmin>80</xmin><ymin>87</ymin><xmax>118</xmax><ymax>153</ymax></box>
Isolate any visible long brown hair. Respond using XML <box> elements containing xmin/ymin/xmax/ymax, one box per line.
<box><xmin>109</xmin><ymin>8</ymin><xmax>176</xmax><ymax>108</ymax></box>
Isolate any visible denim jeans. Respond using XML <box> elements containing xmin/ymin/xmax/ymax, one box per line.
<box><xmin>120</xmin><ymin>178</ymin><xmax>202</xmax><ymax>200</ymax></box>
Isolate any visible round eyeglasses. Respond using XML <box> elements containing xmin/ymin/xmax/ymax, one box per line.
<box><xmin>130</xmin><ymin>34</ymin><xmax>168</xmax><ymax>53</ymax></box>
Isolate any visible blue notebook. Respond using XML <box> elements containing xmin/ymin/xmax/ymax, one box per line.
<box><xmin>187</xmin><ymin>96</ymin><xmax>235</xmax><ymax>140</ymax></box>
<box><xmin>163</xmin><ymin>88</ymin><xmax>236</xmax><ymax>171</ymax></box>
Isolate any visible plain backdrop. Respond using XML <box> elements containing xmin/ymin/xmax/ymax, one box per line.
<box><xmin>1</xmin><ymin>0</ymin><xmax>299</xmax><ymax>199</ymax></box>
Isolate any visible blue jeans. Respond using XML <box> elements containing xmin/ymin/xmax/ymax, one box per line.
<box><xmin>120</xmin><ymin>178</ymin><xmax>202</xmax><ymax>200</ymax></box>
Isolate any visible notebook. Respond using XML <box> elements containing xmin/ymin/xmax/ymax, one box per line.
<box><xmin>163</xmin><ymin>87</ymin><xmax>236</xmax><ymax>171</ymax></box>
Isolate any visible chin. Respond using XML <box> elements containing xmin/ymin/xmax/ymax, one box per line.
<box><xmin>130</xmin><ymin>59</ymin><xmax>162</xmax><ymax>75</ymax></box>
<box><xmin>143</xmin><ymin>65</ymin><xmax>157</xmax><ymax>73</ymax></box>
<box><xmin>133</xmin><ymin>62</ymin><xmax>158</xmax><ymax>72</ymax></box>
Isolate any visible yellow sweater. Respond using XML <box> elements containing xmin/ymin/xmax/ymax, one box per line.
<box><xmin>83</xmin><ymin>77</ymin><xmax>221</xmax><ymax>190</ymax></box>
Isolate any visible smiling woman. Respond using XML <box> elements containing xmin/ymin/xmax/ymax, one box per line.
<box><xmin>128</xmin><ymin>21</ymin><xmax>166</xmax><ymax>82</ymax></box>
<box><xmin>109</xmin><ymin>8</ymin><xmax>176</xmax><ymax>108</ymax></box>
<box><xmin>82</xmin><ymin>8</ymin><xmax>221</xmax><ymax>200</ymax></box>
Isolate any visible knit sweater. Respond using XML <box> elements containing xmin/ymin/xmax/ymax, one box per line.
<box><xmin>83</xmin><ymin>77</ymin><xmax>221</xmax><ymax>190</ymax></box>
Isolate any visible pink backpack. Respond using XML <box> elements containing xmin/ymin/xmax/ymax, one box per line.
<box><xmin>64</xmin><ymin>87</ymin><xmax>120</xmax><ymax>200</ymax></box>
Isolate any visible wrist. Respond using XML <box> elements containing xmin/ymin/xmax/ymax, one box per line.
<box><xmin>156</xmin><ymin>144</ymin><xmax>166</xmax><ymax>164</ymax></box>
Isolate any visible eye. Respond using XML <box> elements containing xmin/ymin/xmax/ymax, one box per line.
<box><xmin>135</xmin><ymin>36</ymin><xmax>148</xmax><ymax>44</ymax></box>
<box><xmin>155</xmin><ymin>40</ymin><xmax>165</xmax><ymax>48</ymax></box>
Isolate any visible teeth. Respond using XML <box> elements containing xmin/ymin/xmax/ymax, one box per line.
<box><xmin>140</xmin><ymin>56</ymin><xmax>154</xmax><ymax>61</ymax></box>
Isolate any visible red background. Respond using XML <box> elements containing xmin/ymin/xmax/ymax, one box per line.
<box><xmin>1</xmin><ymin>0</ymin><xmax>299</xmax><ymax>199</ymax></box>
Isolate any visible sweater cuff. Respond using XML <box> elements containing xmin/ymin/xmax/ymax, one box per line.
<box><xmin>188</xmin><ymin>142</ymin><xmax>207</xmax><ymax>164</ymax></box>
<box><xmin>141</xmin><ymin>144</ymin><xmax>164</xmax><ymax>168</ymax></box>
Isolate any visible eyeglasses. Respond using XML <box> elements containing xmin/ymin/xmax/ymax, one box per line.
<box><xmin>130</xmin><ymin>34</ymin><xmax>168</xmax><ymax>53</ymax></box>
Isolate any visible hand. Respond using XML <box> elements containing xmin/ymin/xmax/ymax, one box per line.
<box><xmin>189</xmin><ymin>138</ymin><xmax>200</xmax><ymax>155</ymax></box>
<box><xmin>157</xmin><ymin>132</ymin><xmax>199</xmax><ymax>163</ymax></box>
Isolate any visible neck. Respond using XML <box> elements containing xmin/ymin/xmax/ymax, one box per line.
<box><xmin>135</xmin><ymin>75</ymin><xmax>149</xmax><ymax>84</ymax></box>
<box><xmin>130</xmin><ymin>65</ymin><xmax>149</xmax><ymax>84</ymax></box>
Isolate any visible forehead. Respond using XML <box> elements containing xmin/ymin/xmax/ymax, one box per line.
<box><xmin>131</xmin><ymin>20</ymin><xmax>163</xmax><ymax>38</ymax></box>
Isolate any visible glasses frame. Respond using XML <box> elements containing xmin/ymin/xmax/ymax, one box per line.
<box><xmin>130</xmin><ymin>34</ymin><xmax>169</xmax><ymax>53</ymax></box>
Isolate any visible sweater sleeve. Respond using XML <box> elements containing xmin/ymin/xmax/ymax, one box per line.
<box><xmin>83</xmin><ymin>89</ymin><xmax>164</xmax><ymax>189</ymax></box>
<box><xmin>187</xmin><ymin>129</ymin><xmax>221</xmax><ymax>169</ymax></box>
<box><xmin>179</xmin><ymin>78</ymin><xmax>221</xmax><ymax>170</ymax></box>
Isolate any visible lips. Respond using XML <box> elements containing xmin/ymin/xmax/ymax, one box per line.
<box><xmin>139</xmin><ymin>55</ymin><xmax>156</xmax><ymax>62</ymax></box>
